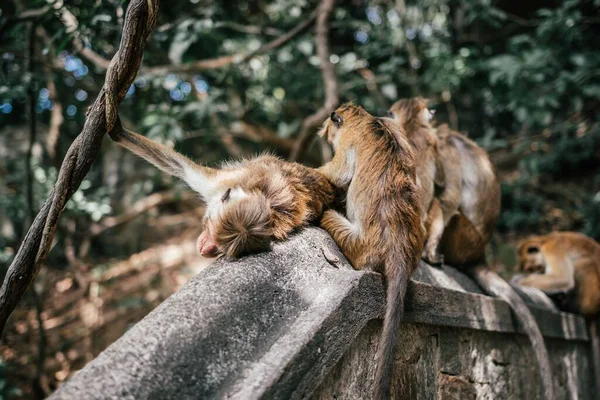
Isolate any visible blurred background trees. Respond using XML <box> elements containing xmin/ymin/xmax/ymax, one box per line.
<box><xmin>0</xmin><ymin>0</ymin><xmax>598</xmax><ymax>397</ymax></box>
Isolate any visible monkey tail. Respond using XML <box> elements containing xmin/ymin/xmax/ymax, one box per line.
<box><xmin>374</xmin><ymin>249</ymin><xmax>410</xmax><ymax>400</ymax></box>
<box><xmin>471</xmin><ymin>264</ymin><xmax>556</xmax><ymax>400</ymax></box>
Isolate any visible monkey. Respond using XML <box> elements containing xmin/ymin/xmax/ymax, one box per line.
<box><xmin>317</xmin><ymin>103</ymin><xmax>425</xmax><ymax>400</ymax></box>
<box><xmin>388</xmin><ymin>97</ymin><xmax>446</xmax><ymax>266</ymax></box>
<box><xmin>107</xmin><ymin>118</ymin><xmax>336</xmax><ymax>259</ymax></box>
<box><xmin>514</xmin><ymin>231</ymin><xmax>600</xmax><ymax>391</ymax></box>
<box><xmin>407</xmin><ymin>120</ymin><xmax>556</xmax><ymax>400</ymax></box>
<box><xmin>515</xmin><ymin>232</ymin><xmax>600</xmax><ymax>316</ymax></box>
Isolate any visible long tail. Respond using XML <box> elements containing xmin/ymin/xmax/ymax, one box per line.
<box><xmin>374</xmin><ymin>250</ymin><xmax>410</xmax><ymax>400</ymax></box>
<box><xmin>106</xmin><ymin>118</ymin><xmax>216</xmax><ymax>198</ymax></box>
<box><xmin>588</xmin><ymin>317</ymin><xmax>600</xmax><ymax>394</ymax></box>
<box><xmin>472</xmin><ymin>265</ymin><xmax>555</xmax><ymax>400</ymax></box>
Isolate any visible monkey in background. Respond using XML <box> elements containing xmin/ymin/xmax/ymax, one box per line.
<box><xmin>388</xmin><ymin>97</ymin><xmax>446</xmax><ymax>265</ymax></box>
<box><xmin>107</xmin><ymin>118</ymin><xmax>336</xmax><ymax>259</ymax></box>
<box><xmin>392</xmin><ymin>105</ymin><xmax>556</xmax><ymax>400</ymax></box>
<box><xmin>318</xmin><ymin>104</ymin><xmax>425</xmax><ymax>400</ymax></box>
<box><xmin>515</xmin><ymin>231</ymin><xmax>600</xmax><ymax>390</ymax></box>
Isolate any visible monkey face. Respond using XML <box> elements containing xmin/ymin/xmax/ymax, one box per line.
<box><xmin>517</xmin><ymin>239</ymin><xmax>546</xmax><ymax>273</ymax></box>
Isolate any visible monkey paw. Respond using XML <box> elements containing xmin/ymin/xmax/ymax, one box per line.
<box><xmin>422</xmin><ymin>251</ymin><xmax>444</xmax><ymax>268</ymax></box>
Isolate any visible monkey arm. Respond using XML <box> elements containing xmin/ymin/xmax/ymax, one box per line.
<box><xmin>518</xmin><ymin>251</ymin><xmax>575</xmax><ymax>293</ymax></box>
<box><xmin>317</xmin><ymin>147</ymin><xmax>356</xmax><ymax>189</ymax></box>
<box><xmin>320</xmin><ymin>210</ymin><xmax>363</xmax><ymax>265</ymax></box>
<box><xmin>110</xmin><ymin>126</ymin><xmax>216</xmax><ymax>199</ymax></box>
<box><xmin>422</xmin><ymin>199</ymin><xmax>444</xmax><ymax>266</ymax></box>
<box><xmin>434</xmin><ymin>157</ymin><xmax>445</xmax><ymax>189</ymax></box>
<box><xmin>518</xmin><ymin>274</ymin><xmax>575</xmax><ymax>293</ymax></box>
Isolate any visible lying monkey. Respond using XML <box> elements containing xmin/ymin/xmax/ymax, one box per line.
<box><xmin>515</xmin><ymin>231</ymin><xmax>600</xmax><ymax>391</ymax></box>
<box><xmin>318</xmin><ymin>103</ymin><xmax>425</xmax><ymax>400</ymax></box>
<box><xmin>389</xmin><ymin>100</ymin><xmax>556</xmax><ymax>400</ymax></box>
<box><xmin>107</xmin><ymin>118</ymin><xmax>336</xmax><ymax>259</ymax></box>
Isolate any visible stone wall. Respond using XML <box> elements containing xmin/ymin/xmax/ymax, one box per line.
<box><xmin>49</xmin><ymin>228</ymin><xmax>593</xmax><ymax>400</ymax></box>
<box><xmin>316</xmin><ymin>322</ymin><xmax>591</xmax><ymax>400</ymax></box>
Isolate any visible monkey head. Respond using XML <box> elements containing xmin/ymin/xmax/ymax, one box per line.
<box><xmin>197</xmin><ymin>188</ymin><xmax>273</xmax><ymax>259</ymax></box>
<box><xmin>388</xmin><ymin>97</ymin><xmax>435</xmax><ymax>128</ymax></box>
<box><xmin>318</xmin><ymin>103</ymin><xmax>369</xmax><ymax>150</ymax></box>
<box><xmin>517</xmin><ymin>236</ymin><xmax>547</xmax><ymax>274</ymax></box>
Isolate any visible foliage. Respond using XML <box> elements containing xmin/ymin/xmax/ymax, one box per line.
<box><xmin>0</xmin><ymin>0</ymin><xmax>599</xmax><ymax>395</ymax></box>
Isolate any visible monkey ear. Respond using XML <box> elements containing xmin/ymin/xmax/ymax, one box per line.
<box><xmin>221</xmin><ymin>188</ymin><xmax>232</xmax><ymax>202</ymax></box>
<box><xmin>330</xmin><ymin>112</ymin><xmax>343</xmax><ymax>128</ymax></box>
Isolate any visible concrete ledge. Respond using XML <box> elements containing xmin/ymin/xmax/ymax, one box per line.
<box><xmin>49</xmin><ymin>228</ymin><xmax>591</xmax><ymax>400</ymax></box>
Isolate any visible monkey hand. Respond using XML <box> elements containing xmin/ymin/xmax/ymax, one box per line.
<box><xmin>197</xmin><ymin>231</ymin><xmax>219</xmax><ymax>258</ymax></box>
<box><xmin>422</xmin><ymin>250</ymin><xmax>444</xmax><ymax>268</ymax></box>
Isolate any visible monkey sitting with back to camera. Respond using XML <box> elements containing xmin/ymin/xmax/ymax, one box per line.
<box><xmin>107</xmin><ymin>117</ymin><xmax>338</xmax><ymax>259</ymax></box>
<box><xmin>388</xmin><ymin>98</ymin><xmax>556</xmax><ymax>400</ymax></box>
<box><xmin>318</xmin><ymin>103</ymin><xmax>425</xmax><ymax>400</ymax></box>
<box><xmin>387</xmin><ymin>97</ymin><xmax>445</xmax><ymax>265</ymax></box>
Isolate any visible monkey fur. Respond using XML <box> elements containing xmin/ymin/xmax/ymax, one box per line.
<box><xmin>392</xmin><ymin>106</ymin><xmax>556</xmax><ymax>400</ymax></box>
<box><xmin>388</xmin><ymin>97</ymin><xmax>445</xmax><ymax>265</ymax></box>
<box><xmin>516</xmin><ymin>231</ymin><xmax>600</xmax><ymax>316</ymax></box>
<box><xmin>515</xmin><ymin>231</ymin><xmax>600</xmax><ymax>391</ymax></box>
<box><xmin>107</xmin><ymin>119</ymin><xmax>336</xmax><ymax>259</ymax></box>
<box><xmin>318</xmin><ymin>103</ymin><xmax>425</xmax><ymax>400</ymax></box>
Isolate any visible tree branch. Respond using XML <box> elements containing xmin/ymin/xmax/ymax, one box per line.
<box><xmin>234</xmin><ymin>121</ymin><xmax>295</xmax><ymax>152</ymax></box>
<box><xmin>288</xmin><ymin>0</ymin><xmax>339</xmax><ymax>161</ymax></box>
<box><xmin>396</xmin><ymin>0</ymin><xmax>420</xmax><ymax>96</ymax></box>
<box><xmin>0</xmin><ymin>6</ymin><xmax>50</xmax><ymax>40</ymax></box>
<box><xmin>89</xmin><ymin>189</ymin><xmax>195</xmax><ymax>237</ymax></box>
<box><xmin>25</xmin><ymin>22</ymin><xmax>37</xmax><ymax>230</ymax></box>
<box><xmin>49</xmin><ymin>0</ymin><xmax>112</xmax><ymax>70</ymax></box>
<box><xmin>144</xmin><ymin>8</ymin><xmax>318</xmax><ymax>76</ymax></box>
<box><xmin>0</xmin><ymin>0</ymin><xmax>159</xmax><ymax>336</ymax></box>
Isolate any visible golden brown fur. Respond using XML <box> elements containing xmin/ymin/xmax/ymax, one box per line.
<box><xmin>318</xmin><ymin>103</ymin><xmax>424</xmax><ymax>400</ymax></box>
<box><xmin>389</xmin><ymin>97</ymin><xmax>445</xmax><ymax>265</ymax></box>
<box><xmin>108</xmin><ymin>121</ymin><xmax>336</xmax><ymax>259</ymax></box>
<box><xmin>434</xmin><ymin>124</ymin><xmax>501</xmax><ymax>264</ymax></box>
<box><xmin>516</xmin><ymin>231</ymin><xmax>600</xmax><ymax>393</ymax></box>
<box><xmin>516</xmin><ymin>231</ymin><xmax>600</xmax><ymax>318</ymax></box>
<box><xmin>407</xmin><ymin>119</ymin><xmax>556</xmax><ymax>400</ymax></box>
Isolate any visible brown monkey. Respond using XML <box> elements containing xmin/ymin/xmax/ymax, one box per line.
<box><xmin>515</xmin><ymin>231</ymin><xmax>600</xmax><ymax>390</ymax></box>
<box><xmin>107</xmin><ymin>119</ymin><xmax>336</xmax><ymax>259</ymax></box>
<box><xmin>388</xmin><ymin>97</ymin><xmax>445</xmax><ymax>265</ymax></box>
<box><xmin>425</xmin><ymin>123</ymin><xmax>556</xmax><ymax>400</ymax></box>
<box><xmin>516</xmin><ymin>232</ymin><xmax>600</xmax><ymax>315</ymax></box>
<box><xmin>318</xmin><ymin>104</ymin><xmax>425</xmax><ymax>400</ymax></box>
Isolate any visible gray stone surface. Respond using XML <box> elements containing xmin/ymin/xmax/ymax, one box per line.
<box><xmin>314</xmin><ymin>322</ymin><xmax>593</xmax><ymax>400</ymax></box>
<box><xmin>50</xmin><ymin>227</ymin><xmax>593</xmax><ymax>400</ymax></box>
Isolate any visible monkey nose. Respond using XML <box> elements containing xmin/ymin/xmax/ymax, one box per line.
<box><xmin>197</xmin><ymin>232</ymin><xmax>219</xmax><ymax>257</ymax></box>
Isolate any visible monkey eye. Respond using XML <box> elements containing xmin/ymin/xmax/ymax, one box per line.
<box><xmin>330</xmin><ymin>112</ymin><xmax>343</xmax><ymax>127</ymax></box>
<box><xmin>221</xmin><ymin>188</ymin><xmax>232</xmax><ymax>203</ymax></box>
<box><xmin>526</xmin><ymin>246</ymin><xmax>539</xmax><ymax>254</ymax></box>
<box><xmin>387</xmin><ymin>110</ymin><xmax>394</xmax><ymax>118</ymax></box>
